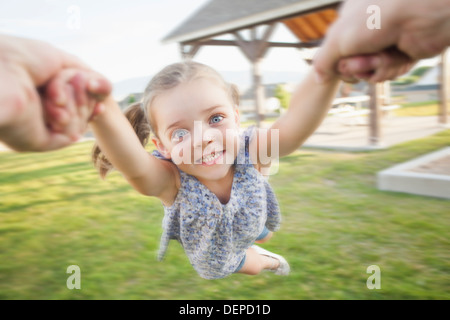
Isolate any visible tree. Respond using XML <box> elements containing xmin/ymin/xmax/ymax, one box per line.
<box><xmin>274</xmin><ymin>84</ymin><xmax>291</xmax><ymax>110</ymax></box>
<box><xmin>128</xmin><ymin>94</ymin><xmax>136</xmax><ymax>104</ymax></box>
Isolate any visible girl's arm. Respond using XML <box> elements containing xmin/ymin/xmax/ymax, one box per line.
<box><xmin>250</xmin><ymin>51</ymin><xmax>414</xmax><ymax>164</ymax></box>
<box><xmin>273</xmin><ymin>70</ymin><xmax>340</xmax><ymax>156</ymax></box>
<box><xmin>251</xmin><ymin>70</ymin><xmax>340</xmax><ymax>161</ymax></box>
<box><xmin>90</xmin><ymin>96</ymin><xmax>178</xmax><ymax>202</ymax></box>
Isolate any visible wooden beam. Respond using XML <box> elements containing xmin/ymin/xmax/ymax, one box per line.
<box><xmin>261</xmin><ymin>23</ymin><xmax>276</xmax><ymax>43</ymax></box>
<box><xmin>187</xmin><ymin>39</ymin><xmax>320</xmax><ymax>49</ymax></box>
<box><xmin>180</xmin><ymin>43</ymin><xmax>201</xmax><ymax>60</ymax></box>
<box><xmin>270</xmin><ymin>40</ymin><xmax>320</xmax><ymax>48</ymax></box>
<box><xmin>232</xmin><ymin>31</ymin><xmax>255</xmax><ymax>61</ymax></box>
<box><xmin>194</xmin><ymin>39</ymin><xmax>239</xmax><ymax>46</ymax></box>
<box><xmin>257</xmin><ymin>24</ymin><xmax>277</xmax><ymax>58</ymax></box>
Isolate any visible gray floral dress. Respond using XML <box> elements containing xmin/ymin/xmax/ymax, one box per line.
<box><xmin>152</xmin><ymin>126</ymin><xmax>281</xmax><ymax>279</ymax></box>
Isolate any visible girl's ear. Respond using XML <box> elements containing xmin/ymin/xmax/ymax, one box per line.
<box><xmin>151</xmin><ymin>137</ymin><xmax>171</xmax><ymax>159</ymax></box>
<box><xmin>234</xmin><ymin>106</ymin><xmax>240</xmax><ymax>126</ymax></box>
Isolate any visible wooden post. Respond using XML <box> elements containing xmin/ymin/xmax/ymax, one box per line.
<box><xmin>383</xmin><ymin>81</ymin><xmax>391</xmax><ymax>105</ymax></box>
<box><xmin>233</xmin><ymin>24</ymin><xmax>276</xmax><ymax>127</ymax></box>
<box><xmin>439</xmin><ymin>48</ymin><xmax>449</xmax><ymax>125</ymax></box>
<box><xmin>368</xmin><ymin>83</ymin><xmax>383</xmax><ymax>146</ymax></box>
<box><xmin>253</xmin><ymin>58</ymin><xmax>264</xmax><ymax>128</ymax></box>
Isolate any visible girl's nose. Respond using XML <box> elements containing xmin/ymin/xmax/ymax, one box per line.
<box><xmin>194</xmin><ymin>134</ymin><xmax>214</xmax><ymax>149</ymax></box>
<box><xmin>193</xmin><ymin>121</ymin><xmax>216</xmax><ymax>148</ymax></box>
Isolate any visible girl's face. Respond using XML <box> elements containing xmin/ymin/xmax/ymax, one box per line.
<box><xmin>151</xmin><ymin>78</ymin><xmax>240</xmax><ymax>182</ymax></box>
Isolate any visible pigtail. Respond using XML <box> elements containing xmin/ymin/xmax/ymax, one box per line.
<box><xmin>91</xmin><ymin>102</ymin><xmax>151</xmax><ymax>179</ymax></box>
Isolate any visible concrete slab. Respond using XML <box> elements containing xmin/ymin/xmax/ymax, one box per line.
<box><xmin>377</xmin><ymin>147</ymin><xmax>450</xmax><ymax>199</ymax></box>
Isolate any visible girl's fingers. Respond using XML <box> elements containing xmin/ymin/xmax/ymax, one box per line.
<box><xmin>62</xmin><ymin>85</ymin><xmax>81</xmax><ymax>141</ymax></box>
<box><xmin>78</xmin><ymin>98</ymin><xmax>97</xmax><ymax>133</ymax></box>
<box><xmin>369</xmin><ymin>51</ymin><xmax>413</xmax><ymax>82</ymax></box>
<box><xmin>45</xmin><ymin>72</ymin><xmax>68</xmax><ymax>107</ymax></box>
<box><xmin>87</xmin><ymin>76</ymin><xmax>112</xmax><ymax>100</ymax></box>
<box><xmin>69</xmin><ymin>73</ymin><xmax>88</xmax><ymax>108</ymax></box>
<box><xmin>67</xmin><ymin>71</ymin><xmax>106</xmax><ymax>134</ymax></box>
<box><xmin>338</xmin><ymin>58</ymin><xmax>375</xmax><ymax>83</ymax></box>
<box><xmin>70</xmin><ymin>73</ymin><xmax>91</xmax><ymax>131</ymax></box>
<box><xmin>339</xmin><ymin>75</ymin><xmax>360</xmax><ymax>84</ymax></box>
<box><xmin>43</xmin><ymin>69</ymin><xmax>111</xmax><ymax>141</ymax></box>
<box><xmin>42</xmin><ymin>91</ymin><xmax>70</xmax><ymax>133</ymax></box>
<box><xmin>45</xmin><ymin>105</ymin><xmax>70</xmax><ymax>132</ymax></box>
<box><xmin>70</xmin><ymin>72</ymin><xmax>110</xmax><ymax>121</ymax></box>
<box><xmin>339</xmin><ymin>55</ymin><xmax>381</xmax><ymax>75</ymax></box>
<box><xmin>42</xmin><ymin>69</ymin><xmax>79</xmax><ymax>133</ymax></box>
<box><xmin>355</xmin><ymin>71</ymin><xmax>375</xmax><ymax>79</ymax></box>
<box><xmin>338</xmin><ymin>48</ymin><xmax>414</xmax><ymax>83</ymax></box>
<box><xmin>89</xmin><ymin>103</ymin><xmax>105</xmax><ymax>121</ymax></box>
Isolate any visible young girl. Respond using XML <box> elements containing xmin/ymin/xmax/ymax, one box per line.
<box><xmin>46</xmin><ymin>55</ymin><xmax>408</xmax><ymax>280</ymax></box>
<box><xmin>90</xmin><ymin>61</ymin><xmax>315</xmax><ymax>279</ymax></box>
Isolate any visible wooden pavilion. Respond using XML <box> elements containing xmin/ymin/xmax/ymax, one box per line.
<box><xmin>163</xmin><ymin>0</ymin><xmax>449</xmax><ymax>147</ymax></box>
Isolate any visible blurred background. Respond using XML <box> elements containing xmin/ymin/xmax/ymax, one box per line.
<box><xmin>0</xmin><ymin>0</ymin><xmax>449</xmax><ymax>299</ymax></box>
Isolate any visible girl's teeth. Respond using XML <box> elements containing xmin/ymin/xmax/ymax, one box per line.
<box><xmin>203</xmin><ymin>151</ymin><xmax>222</xmax><ymax>163</ymax></box>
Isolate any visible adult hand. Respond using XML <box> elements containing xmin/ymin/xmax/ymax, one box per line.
<box><xmin>43</xmin><ymin>69</ymin><xmax>111</xmax><ymax>139</ymax></box>
<box><xmin>0</xmin><ymin>34</ymin><xmax>111</xmax><ymax>152</ymax></box>
<box><xmin>337</xmin><ymin>48</ymin><xmax>415</xmax><ymax>83</ymax></box>
<box><xmin>313</xmin><ymin>0</ymin><xmax>450</xmax><ymax>83</ymax></box>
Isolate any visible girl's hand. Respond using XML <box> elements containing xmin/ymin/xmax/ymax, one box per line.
<box><xmin>336</xmin><ymin>48</ymin><xmax>415</xmax><ymax>83</ymax></box>
<box><xmin>43</xmin><ymin>69</ymin><xmax>111</xmax><ymax>141</ymax></box>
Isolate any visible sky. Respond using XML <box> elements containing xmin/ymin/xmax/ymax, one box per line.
<box><xmin>0</xmin><ymin>0</ymin><xmax>439</xmax><ymax>86</ymax></box>
<box><xmin>0</xmin><ymin>0</ymin><xmax>311</xmax><ymax>83</ymax></box>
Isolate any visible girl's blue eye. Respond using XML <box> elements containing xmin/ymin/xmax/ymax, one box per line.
<box><xmin>210</xmin><ymin>115</ymin><xmax>224</xmax><ymax>124</ymax></box>
<box><xmin>171</xmin><ymin>129</ymin><xmax>189</xmax><ymax>142</ymax></box>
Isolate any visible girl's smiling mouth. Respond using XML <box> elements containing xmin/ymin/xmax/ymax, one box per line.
<box><xmin>200</xmin><ymin>150</ymin><xmax>225</xmax><ymax>166</ymax></box>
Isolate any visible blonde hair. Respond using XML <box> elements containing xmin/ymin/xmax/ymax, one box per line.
<box><xmin>92</xmin><ymin>61</ymin><xmax>240</xmax><ymax>178</ymax></box>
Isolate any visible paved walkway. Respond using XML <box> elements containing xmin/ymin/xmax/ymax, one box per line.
<box><xmin>302</xmin><ymin>115</ymin><xmax>449</xmax><ymax>151</ymax></box>
<box><xmin>1</xmin><ymin>116</ymin><xmax>448</xmax><ymax>153</ymax></box>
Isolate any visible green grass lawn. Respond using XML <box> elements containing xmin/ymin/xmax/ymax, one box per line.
<box><xmin>394</xmin><ymin>100</ymin><xmax>441</xmax><ymax>117</ymax></box>
<box><xmin>1</xmin><ymin>130</ymin><xmax>449</xmax><ymax>300</ymax></box>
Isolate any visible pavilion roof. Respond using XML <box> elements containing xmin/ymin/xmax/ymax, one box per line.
<box><xmin>163</xmin><ymin>0</ymin><xmax>342</xmax><ymax>44</ymax></box>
